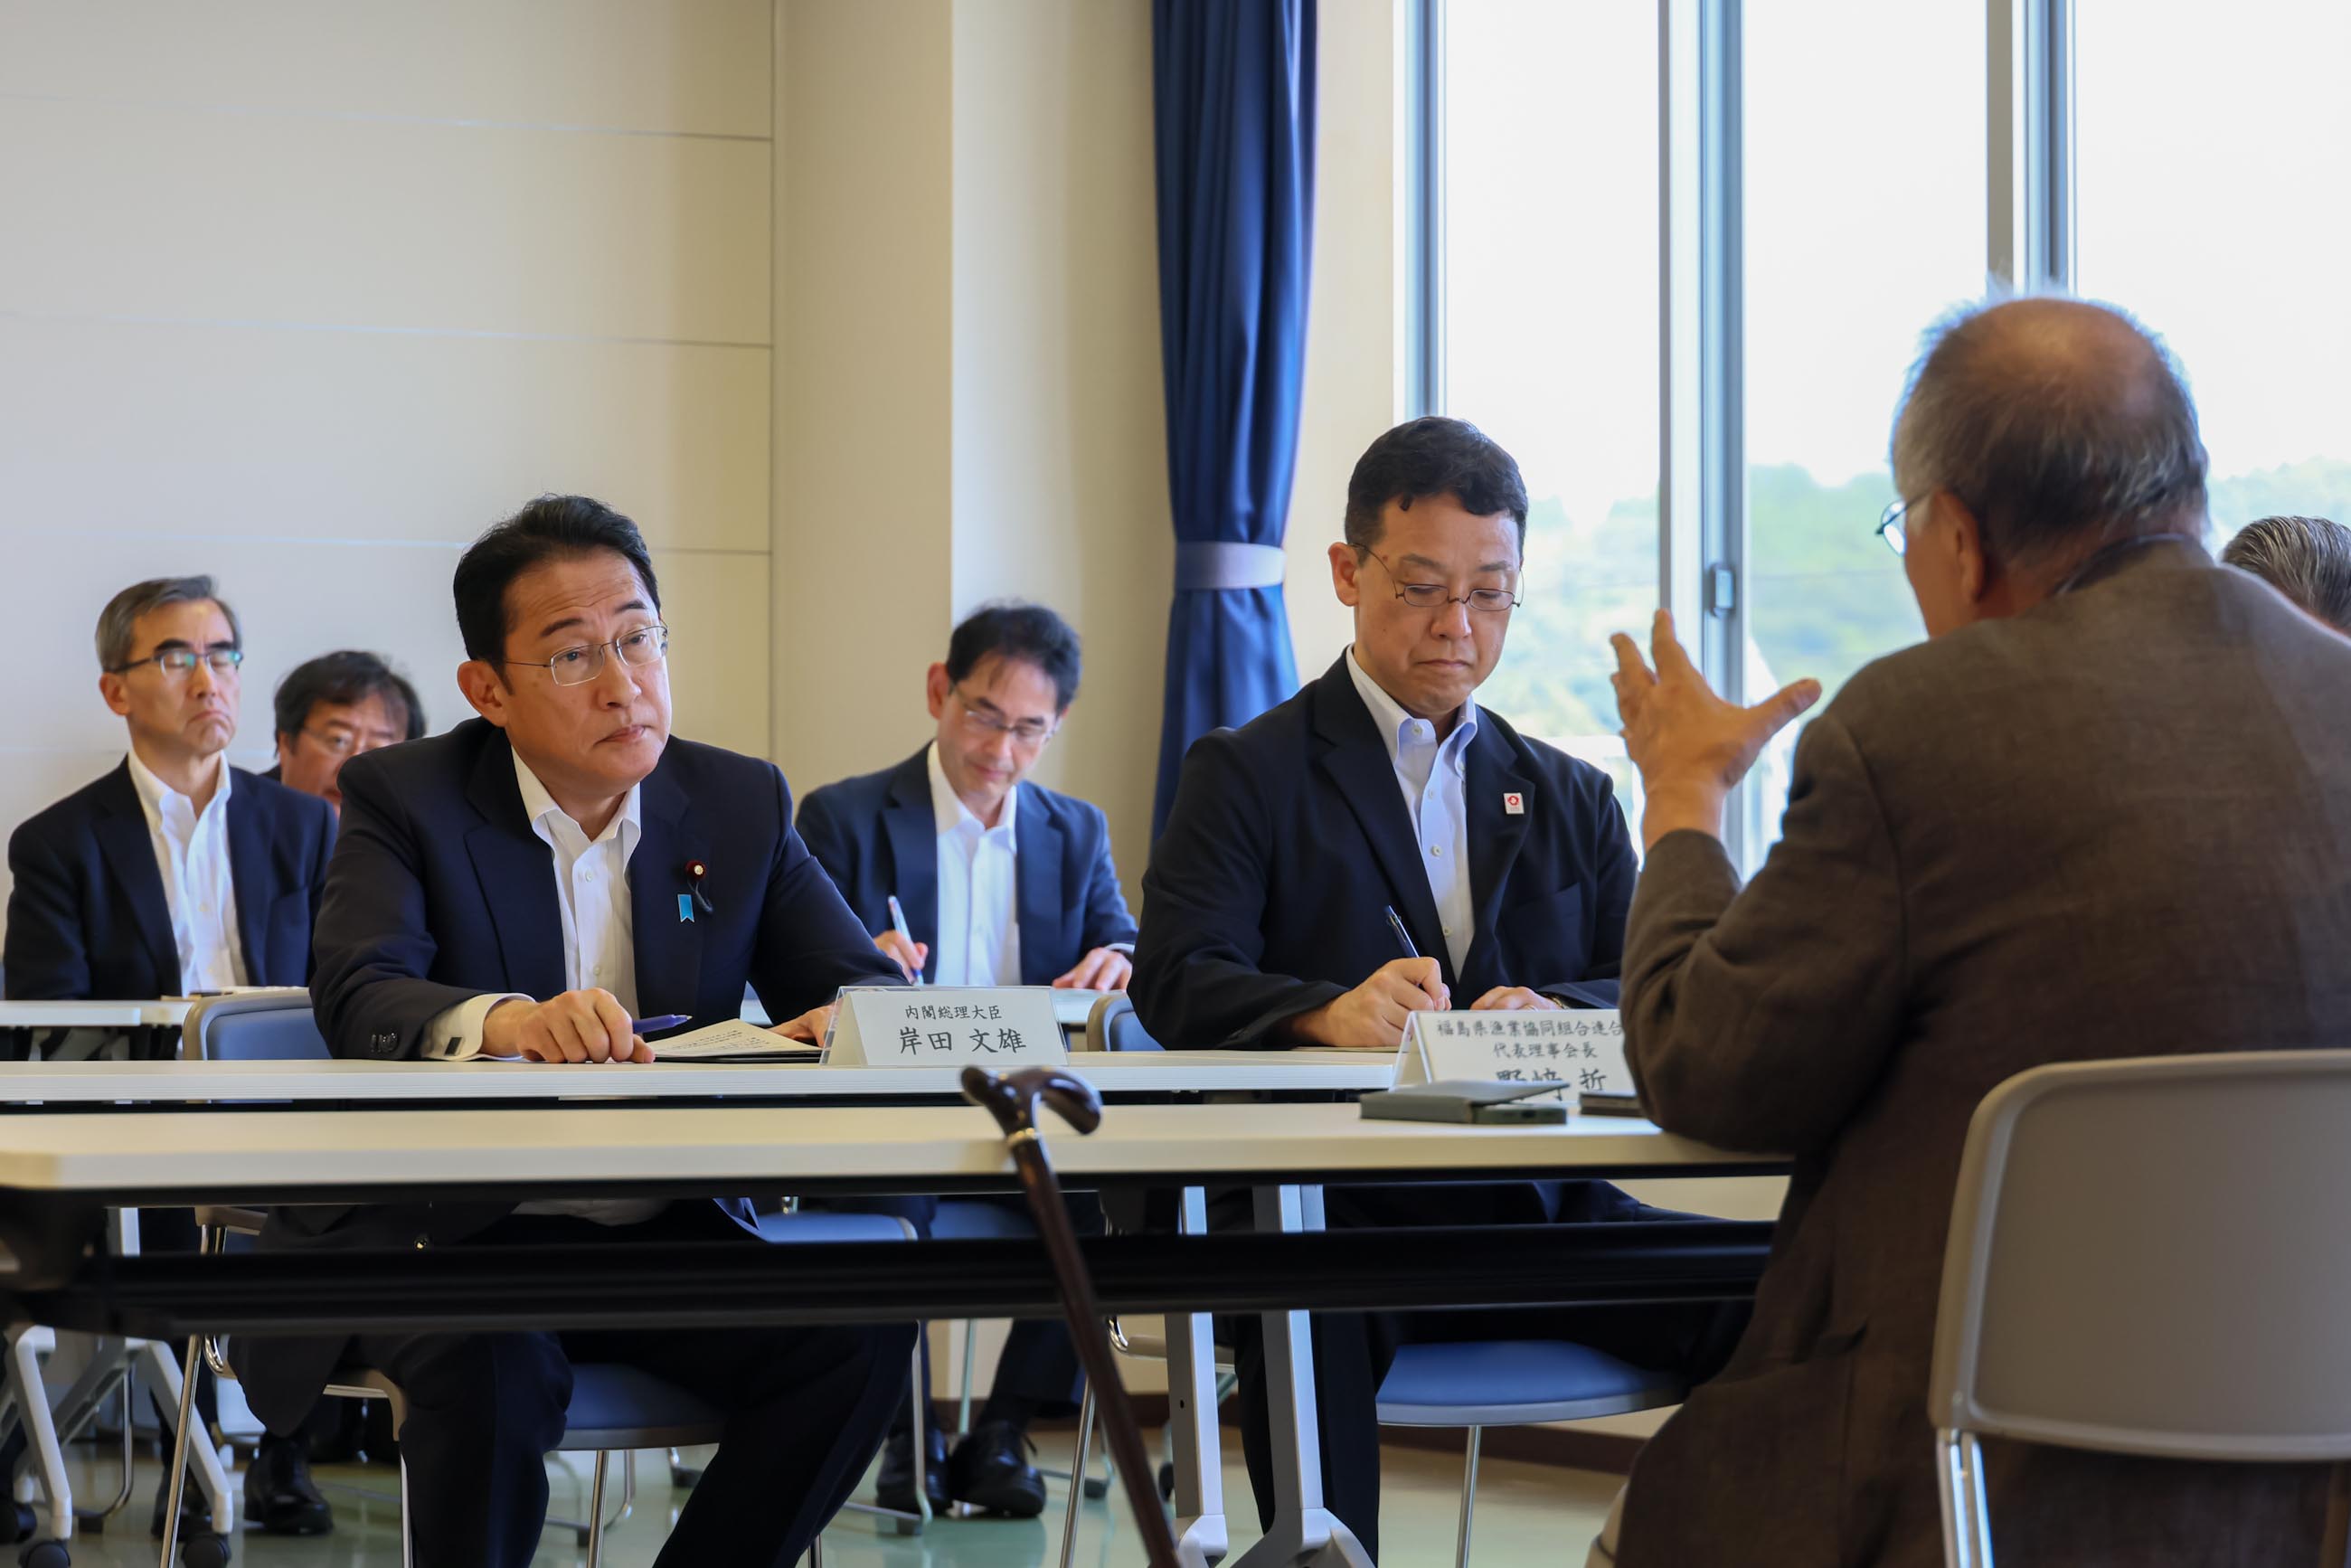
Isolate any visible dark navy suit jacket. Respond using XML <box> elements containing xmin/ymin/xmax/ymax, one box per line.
<box><xmin>1131</xmin><ymin>655</ymin><xmax>1636</xmax><ymax>1049</ymax></box>
<box><xmin>796</xmin><ymin>748</ymin><xmax>1138</xmax><ymax>984</ymax></box>
<box><xmin>240</xmin><ymin>718</ymin><xmax>901</xmax><ymax>1430</ymax></box>
<box><xmin>4</xmin><ymin>760</ymin><xmax>334</xmax><ymax>999</ymax></box>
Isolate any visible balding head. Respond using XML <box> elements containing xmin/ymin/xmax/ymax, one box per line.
<box><xmin>1891</xmin><ymin>298</ymin><xmax>2207</xmax><ymax>568</ymax></box>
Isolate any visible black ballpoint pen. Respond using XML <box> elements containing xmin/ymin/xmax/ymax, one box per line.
<box><xmin>1383</xmin><ymin>904</ymin><xmax>1420</xmax><ymax>961</ymax></box>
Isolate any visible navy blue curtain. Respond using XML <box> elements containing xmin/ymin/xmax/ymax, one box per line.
<box><xmin>1150</xmin><ymin>0</ymin><xmax>1317</xmax><ymax>837</ymax></box>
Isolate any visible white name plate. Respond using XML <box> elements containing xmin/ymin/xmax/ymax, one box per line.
<box><xmin>822</xmin><ymin>987</ymin><xmax>1071</xmax><ymax>1068</ymax></box>
<box><xmin>1398</xmin><ymin>1008</ymin><xmax>1629</xmax><ymax>1099</ymax></box>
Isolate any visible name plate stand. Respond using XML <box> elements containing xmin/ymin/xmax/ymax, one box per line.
<box><xmin>1397</xmin><ymin>1008</ymin><xmax>1630</xmax><ymax>1100</ymax></box>
<box><xmin>822</xmin><ymin>987</ymin><xmax>1071</xmax><ymax>1068</ymax></box>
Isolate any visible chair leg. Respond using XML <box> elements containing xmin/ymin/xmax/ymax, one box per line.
<box><xmin>902</xmin><ymin>1335</ymin><xmax>930</xmax><ymax>1533</ymax></box>
<box><xmin>1058</xmin><ymin>1384</ymin><xmax>1097</xmax><ymax>1568</ymax></box>
<box><xmin>807</xmin><ymin>1534</ymin><xmax>825</xmax><ymax>1567</ymax></box>
<box><xmin>1937</xmin><ymin>1429</ymin><xmax>1996</xmax><ymax>1568</ymax></box>
<box><xmin>957</xmin><ymin>1318</ymin><xmax>978</xmax><ymax>1439</ymax></box>
<box><xmin>1455</xmin><ymin>1426</ymin><xmax>1482</xmax><ymax>1568</ymax></box>
<box><xmin>585</xmin><ymin>1451</ymin><xmax>610</xmax><ymax>1568</ymax></box>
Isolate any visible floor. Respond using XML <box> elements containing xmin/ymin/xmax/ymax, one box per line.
<box><xmin>39</xmin><ymin>1431</ymin><xmax>1619</xmax><ymax>1566</ymax></box>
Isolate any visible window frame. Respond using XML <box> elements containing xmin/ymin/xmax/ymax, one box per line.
<box><xmin>1412</xmin><ymin>0</ymin><xmax>2077</xmax><ymax>870</ymax></box>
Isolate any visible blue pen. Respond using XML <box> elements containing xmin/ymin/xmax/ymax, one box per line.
<box><xmin>886</xmin><ymin>894</ymin><xmax>926</xmax><ymax>986</ymax></box>
<box><xmin>1383</xmin><ymin>904</ymin><xmax>1421</xmax><ymax>961</ymax></box>
<box><xmin>631</xmin><ymin>1013</ymin><xmax>692</xmax><ymax>1034</ymax></box>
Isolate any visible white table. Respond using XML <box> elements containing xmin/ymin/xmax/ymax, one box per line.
<box><xmin>0</xmin><ymin>1001</ymin><xmax>190</xmax><ymax>1030</ymax></box>
<box><xmin>0</xmin><ymin>1100</ymin><xmax>1775</xmax><ymax>1568</ymax></box>
<box><xmin>0</xmin><ymin>1051</ymin><xmax>1397</xmax><ymax>1104</ymax></box>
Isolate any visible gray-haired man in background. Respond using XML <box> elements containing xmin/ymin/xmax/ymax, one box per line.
<box><xmin>1592</xmin><ymin>298</ymin><xmax>2351</xmax><ymax>1566</ymax></box>
<box><xmin>2223</xmin><ymin>513</ymin><xmax>2351</xmax><ymax>633</ymax></box>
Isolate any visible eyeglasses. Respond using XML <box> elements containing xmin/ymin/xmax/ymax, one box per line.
<box><xmin>299</xmin><ymin>726</ymin><xmax>397</xmax><ymax>758</ymax></box>
<box><xmin>505</xmin><ymin>624</ymin><xmax>669</xmax><ymax>687</ymax></box>
<box><xmin>952</xmin><ymin>685</ymin><xmax>1057</xmax><ymax>747</ymax></box>
<box><xmin>108</xmin><ymin>644</ymin><xmax>243</xmax><ymax>677</ymax></box>
<box><xmin>1361</xmin><ymin>549</ymin><xmax>1522</xmax><ymax>612</ymax></box>
<box><xmin>1877</xmin><ymin>497</ymin><xmax>1917</xmax><ymax>557</ymax></box>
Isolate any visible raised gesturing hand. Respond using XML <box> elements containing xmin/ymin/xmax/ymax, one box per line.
<box><xmin>1609</xmin><ymin>609</ymin><xmax>1821</xmax><ymax>847</ymax></box>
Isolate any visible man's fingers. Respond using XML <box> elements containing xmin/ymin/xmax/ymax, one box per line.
<box><xmin>1751</xmin><ymin>678</ymin><xmax>1825</xmax><ymax>736</ymax></box>
<box><xmin>1649</xmin><ymin>609</ymin><xmax>1701</xmax><ymax>680</ymax></box>
<box><xmin>631</xmin><ymin>1035</ymin><xmax>656</xmax><ymax>1063</ymax></box>
<box><xmin>1609</xmin><ymin>632</ymin><xmax>1656</xmax><ymax>688</ymax></box>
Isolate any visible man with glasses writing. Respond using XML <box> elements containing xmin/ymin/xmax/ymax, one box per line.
<box><xmin>3</xmin><ymin>574</ymin><xmax>341</xmax><ymax>1535</ymax></box>
<box><xmin>1131</xmin><ymin>418</ymin><xmax>1733</xmax><ymax>1559</ymax></box>
<box><xmin>237</xmin><ymin>496</ymin><xmax>912</xmax><ymax>1567</ymax></box>
<box><xmin>796</xmin><ymin>600</ymin><xmax>1136</xmax><ymax>1517</ymax></box>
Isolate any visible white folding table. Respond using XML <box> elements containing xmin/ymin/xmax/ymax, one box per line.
<box><xmin>0</xmin><ymin>1098</ymin><xmax>1778</xmax><ymax>1567</ymax></box>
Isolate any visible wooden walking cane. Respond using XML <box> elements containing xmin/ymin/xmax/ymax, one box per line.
<box><xmin>961</xmin><ymin>1065</ymin><xmax>1181</xmax><ymax>1568</ymax></box>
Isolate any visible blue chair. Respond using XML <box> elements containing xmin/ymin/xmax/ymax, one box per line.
<box><xmin>1375</xmin><ymin>1339</ymin><xmax>1680</xmax><ymax>1565</ymax></box>
<box><xmin>171</xmin><ymin>994</ymin><xmax>918</xmax><ymax>1567</ymax></box>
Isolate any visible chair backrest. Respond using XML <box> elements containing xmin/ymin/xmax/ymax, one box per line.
<box><xmin>1930</xmin><ymin>1049</ymin><xmax>2351</xmax><ymax>1464</ymax></box>
<box><xmin>183</xmin><ymin>990</ymin><xmax>329</xmax><ymax>1062</ymax></box>
<box><xmin>1086</xmin><ymin>993</ymin><xmax>1165</xmax><ymax>1053</ymax></box>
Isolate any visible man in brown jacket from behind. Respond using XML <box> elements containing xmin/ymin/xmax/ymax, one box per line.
<box><xmin>1594</xmin><ymin>297</ymin><xmax>2351</xmax><ymax>1567</ymax></box>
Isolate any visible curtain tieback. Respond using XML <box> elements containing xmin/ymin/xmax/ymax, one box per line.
<box><xmin>1175</xmin><ymin>542</ymin><xmax>1286</xmax><ymax>590</ymax></box>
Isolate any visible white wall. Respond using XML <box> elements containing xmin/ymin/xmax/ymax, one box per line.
<box><xmin>775</xmin><ymin>0</ymin><xmax>1167</xmax><ymax>902</ymax></box>
<box><xmin>0</xmin><ymin>0</ymin><xmax>777</xmax><ymax>930</ymax></box>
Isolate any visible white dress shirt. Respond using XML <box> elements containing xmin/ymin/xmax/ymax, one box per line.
<box><xmin>421</xmin><ymin>751</ymin><xmax>643</xmax><ymax>1060</ymax></box>
<box><xmin>423</xmin><ymin>752</ymin><xmax>658</xmax><ymax>1223</ymax></box>
<box><xmin>124</xmin><ymin>748</ymin><xmax>248</xmax><ymax>993</ymax></box>
<box><xmin>927</xmin><ymin>741</ymin><xmax>1023</xmax><ymax>987</ymax></box>
<box><xmin>1345</xmin><ymin>647</ymin><xmax>1478</xmax><ymax>976</ymax></box>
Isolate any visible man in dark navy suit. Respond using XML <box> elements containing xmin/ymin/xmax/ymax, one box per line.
<box><xmin>797</xmin><ymin>601</ymin><xmax>1135</xmax><ymax>1518</ymax></box>
<box><xmin>1132</xmin><ymin>418</ymin><xmax>1733</xmax><ymax>1559</ymax></box>
<box><xmin>238</xmin><ymin>496</ymin><xmax>912</xmax><ymax>1568</ymax></box>
<box><xmin>4</xmin><ymin>573</ymin><xmax>341</xmax><ymax>1537</ymax></box>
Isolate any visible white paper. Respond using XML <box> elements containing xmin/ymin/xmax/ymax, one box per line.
<box><xmin>1398</xmin><ymin>1008</ymin><xmax>1629</xmax><ymax>1100</ymax></box>
<box><xmin>648</xmin><ymin>1016</ymin><xmax>819</xmax><ymax>1063</ymax></box>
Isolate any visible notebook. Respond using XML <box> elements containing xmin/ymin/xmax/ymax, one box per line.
<box><xmin>647</xmin><ymin>1016</ymin><xmax>821</xmax><ymax>1063</ymax></box>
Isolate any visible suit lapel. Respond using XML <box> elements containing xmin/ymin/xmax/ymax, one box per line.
<box><xmin>223</xmin><ymin>773</ymin><xmax>275</xmax><ymax>984</ymax></box>
<box><xmin>883</xmin><ymin>752</ymin><xmax>939</xmax><ymax>983</ymax></box>
<box><xmin>1309</xmin><ymin>664</ymin><xmax>1448</xmax><ymax>978</ymax></box>
<box><xmin>1014</xmin><ymin>788</ymin><xmax>1063</xmax><ymax>986</ymax></box>
<box><xmin>1462</xmin><ymin>723</ymin><xmax>1535</xmax><ymax>983</ymax></box>
<box><xmin>628</xmin><ymin>765</ymin><xmax>704</xmax><ymax>1023</ymax></box>
<box><xmin>461</xmin><ymin>735</ymin><xmax>566</xmax><ymax>1001</ymax></box>
<box><xmin>93</xmin><ymin>764</ymin><xmax>178</xmax><ymax>993</ymax></box>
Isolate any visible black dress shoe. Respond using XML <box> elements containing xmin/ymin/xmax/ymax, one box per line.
<box><xmin>875</xmin><ymin>1424</ymin><xmax>949</xmax><ymax>1516</ymax></box>
<box><xmin>948</xmin><ymin>1420</ymin><xmax>1047</xmax><ymax>1518</ymax></box>
<box><xmin>243</xmin><ymin>1433</ymin><xmax>335</xmax><ymax>1536</ymax></box>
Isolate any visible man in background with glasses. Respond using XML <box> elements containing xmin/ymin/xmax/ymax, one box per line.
<box><xmin>1132</xmin><ymin>417</ymin><xmax>1736</xmax><ymax>1560</ymax></box>
<box><xmin>3</xmin><ymin>573</ymin><xmax>341</xmax><ymax>1536</ymax></box>
<box><xmin>266</xmin><ymin>648</ymin><xmax>427</xmax><ymax>810</ymax></box>
<box><xmin>796</xmin><ymin>600</ymin><xmax>1137</xmax><ymax>1519</ymax></box>
<box><xmin>5</xmin><ymin>574</ymin><xmax>335</xmax><ymax>1004</ymax></box>
<box><xmin>237</xmin><ymin>495</ymin><xmax>911</xmax><ymax>1568</ymax></box>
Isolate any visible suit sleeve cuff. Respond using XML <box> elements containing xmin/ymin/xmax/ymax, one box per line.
<box><xmin>420</xmin><ymin>993</ymin><xmax>532</xmax><ymax>1061</ymax></box>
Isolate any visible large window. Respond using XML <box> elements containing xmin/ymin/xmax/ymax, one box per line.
<box><xmin>1431</xmin><ymin>0</ymin><xmax>2337</xmax><ymax>868</ymax></box>
<box><xmin>1440</xmin><ymin>0</ymin><xmax>1660</xmax><ymax>811</ymax></box>
<box><xmin>2076</xmin><ymin>0</ymin><xmax>2351</xmax><ymax>542</ymax></box>
<box><xmin>1742</xmin><ymin>0</ymin><xmax>1985</xmax><ymax>839</ymax></box>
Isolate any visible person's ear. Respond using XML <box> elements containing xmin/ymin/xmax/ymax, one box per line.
<box><xmin>275</xmin><ymin>733</ymin><xmax>297</xmax><ymax>770</ymax></box>
<box><xmin>1941</xmin><ymin>492</ymin><xmax>1992</xmax><ymax>605</ymax></box>
<box><xmin>98</xmin><ymin>672</ymin><xmax>131</xmax><ymax>719</ymax></box>
<box><xmin>1328</xmin><ymin>542</ymin><xmax>1364</xmax><ymax>609</ymax></box>
<box><xmin>457</xmin><ymin>660</ymin><xmax>510</xmax><ymax>728</ymax></box>
<box><xmin>925</xmin><ymin>663</ymin><xmax>951</xmax><ymax>722</ymax></box>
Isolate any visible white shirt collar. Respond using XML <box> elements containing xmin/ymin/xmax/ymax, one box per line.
<box><xmin>1344</xmin><ymin>647</ymin><xmax>1479</xmax><ymax>770</ymax></box>
<box><xmin>927</xmin><ymin>741</ymin><xmax>1018</xmax><ymax>845</ymax></box>
<box><xmin>511</xmin><ymin>747</ymin><xmax>641</xmax><ymax>854</ymax></box>
<box><xmin>126</xmin><ymin>745</ymin><xmax>231</xmax><ymax>827</ymax></box>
